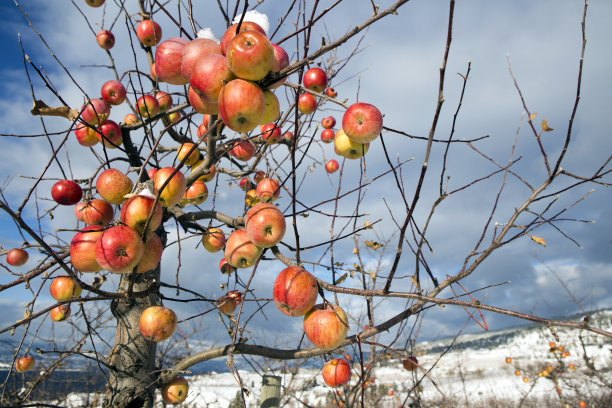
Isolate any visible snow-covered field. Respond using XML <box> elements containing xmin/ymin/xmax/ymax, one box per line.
<box><xmin>44</xmin><ymin>312</ymin><xmax>612</xmax><ymax>407</ymax></box>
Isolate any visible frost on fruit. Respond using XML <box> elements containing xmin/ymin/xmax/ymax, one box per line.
<box><xmin>232</xmin><ymin>10</ymin><xmax>270</xmax><ymax>36</ymax></box>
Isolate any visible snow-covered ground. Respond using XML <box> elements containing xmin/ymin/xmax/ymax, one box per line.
<box><xmin>42</xmin><ymin>312</ymin><xmax>612</xmax><ymax>407</ymax></box>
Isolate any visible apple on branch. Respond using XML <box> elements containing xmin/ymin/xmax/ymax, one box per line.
<box><xmin>226</xmin><ymin>30</ymin><xmax>274</xmax><ymax>81</ymax></box>
<box><xmin>120</xmin><ymin>195</ymin><xmax>163</xmax><ymax>235</ymax></box>
<box><xmin>70</xmin><ymin>225</ymin><xmax>104</xmax><ymax>273</ymax></box>
<box><xmin>155</xmin><ymin>37</ymin><xmax>189</xmax><ymax>85</ymax></box>
<box><xmin>139</xmin><ymin>306</ymin><xmax>177</xmax><ymax>342</ymax></box>
<box><xmin>96</xmin><ymin>168</ymin><xmax>133</xmax><ymax>205</ymax></box>
<box><xmin>303</xmin><ymin>67</ymin><xmax>328</xmax><ymax>93</ymax></box>
<box><xmin>273</xmin><ymin>266</ymin><xmax>318</xmax><ymax>317</ymax></box>
<box><xmin>161</xmin><ymin>376</ymin><xmax>189</xmax><ymax>404</ymax></box>
<box><xmin>245</xmin><ymin>202</ymin><xmax>286</xmax><ymax>248</ymax></box>
<box><xmin>181</xmin><ymin>38</ymin><xmax>222</xmax><ymax>81</ymax></box>
<box><xmin>224</xmin><ymin>229</ymin><xmax>262</xmax><ymax>268</ymax></box>
<box><xmin>342</xmin><ymin>102</ymin><xmax>383</xmax><ymax>144</ymax></box>
<box><xmin>6</xmin><ymin>248</ymin><xmax>28</xmax><ymax>266</ymax></box>
<box><xmin>218</xmin><ymin>79</ymin><xmax>266</xmax><ymax>132</ymax></box>
<box><xmin>15</xmin><ymin>355</ymin><xmax>35</xmax><ymax>373</ymax></box>
<box><xmin>52</xmin><ymin>180</ymin><xmax>83</xmax><ymax>206</ymax></box>
<box><xmin>202</xmin><ymin>227</ymin><xmax>226</xmax><ymax>253</ymax></box>
<box><xmin>94</xmin><ymin>225</ymin><xmax>145</xmax><ymax>273</ymax></box>
<box><xmin>322</xmin><ymin>358</ymin><xmax>351</xmax><ymax>387</ymax></box>
<box><xmin>153</xmin><ymin>167</ymin><xmax>187</xmax><ymax>208</ymax></box>
<box><xmin>50</xmin><ymin>276</ymin><xmax>82</xmax><ymax>301</ymax></box>
<box><xmin>96</xmin><ymin>30</ymin><xmax>114</xmax><ymax>50</ymax></box>
<box><xmin>81</xmin><ymin>199</ymin><xmax>114</xmax><ymax>226</ymax></box>
<box><xmin>303</xmin><ymin>303</ymin><xmax>349</xmax><ymax>350</ymax></box>
<box><xmin>136</xmin><ymin>20</ymin><xmax>162</xmax><ymax>47</ymax></box>
<box><xmin>101</xmin><ymin>80</ymin><xmax>126</xmax><ymax>106</ymax></box>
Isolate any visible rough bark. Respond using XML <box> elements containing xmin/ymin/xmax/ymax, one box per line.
<box><xmin>104</xmin><ymin>268</ymin><xmax>160</xmax><ymax>408</ymax></box>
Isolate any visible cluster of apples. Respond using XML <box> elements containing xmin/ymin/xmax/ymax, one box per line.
<box><xmin>147</xmin><ymin>19</ymin><xmax>288</xmax><ymax>134</ymax></box>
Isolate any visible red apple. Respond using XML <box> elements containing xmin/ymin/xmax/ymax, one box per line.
<box><xmin>74</xmin><ymin>124</ymin><xmax>98</xmax><ymax>147</ymax></box>
<box><xmin>187</xmin><ymin>86</ymin><xmax>219</xmax><ymax>115</ymax></box>
<box><xmin>124</xmin><ymin>113</ymin><xmax>138</xmax><ymax>125</ymax></box>
<box><xmin>303</xmin><ymin>303</ymin><xmax>348</xmax><ymax>350</ymax></box>
<box><xmin>6</xmin><ymin>248</ymin><xmax>28</xmax><ymax>266</ymax></box>
<box><xmin>220</xmin><ymin>21</ymin><xmax>267</xmax><ymax>56</ymax></box>
<box><xmin>239</xmin><ymin>177</ymin><xmax>253</xmax><ymax>191</ymax></box>
<box><xmin>136</xmin><ymin>94</ymin><xmax>160</xmax><ymax>118</ymax></box>
<box><xmin>189</xmin><ymin>53</ymin><xmax>234</xmax><ymax>103</ymax></box>
<box><xmin>96</xmin><ymin>30</ymin><xmax>114</xmax><ymax>50</ymax></box>
<box><xmin>219</xmin><ymin>258</ymin><xmax>236</xmax><ymax>274</ymax></box>
<box><xmin>176</xmin><ymin>143</ymin><xmax>200</xmax><ymax>166</ymax></box>
<box><xmin>70</xmin><ymin>226</ymin><xmax>103</xmax><ymax>273</ymax></box>
<box><xmin>52</xmin><ymin>180</ymin><xmax>82</xmax><ymax>205</ymax></box>
<box><xmin>139</xmin><ymin>306</ymin><xmax>177</xmax><ymax>342</ymax></box>
<box><xmin>85</xmin><ymin>0</ymin><xmax>105</xmax><ymax>7</ymax></box>
<box><xmin>253</xmin><ymin>170</ymin><xmax>265</xmax><ymax>184</ymax></box>
<box><xmin>282</xmin><ymin>131</ymin><xmax>294</xmax><ymax>144</ymax></box>
<box><xmin>218</xmin><ymin>79</ymin><xmax>266</xmax><ymax>132</ymax></box>
<box><xmin>155</xmin><ymin>37</ymin><xmax>189</xmax><ymax>85</ymax></box>
<box><xmin>322</xmin><ymin>358</ymin><xmax>351</xmax><ymax>387</ymax></box>
<box><xmin>74</xmin><ymin>201</ymin><xmax>87</xmax><ymax>221</ymax></box>
<box><xmin>267</xmin><ymin>43</ymin><xmax>289</xmax><ymax>89</ymax></box>
<box><xmin>167</xmin><ymin>111</ymin><xmax>183</xmax><ymax>126</ymax></box>
<box><xmin>334</xmin><ymin>128</ymin><xmax>370</xmax><ymax>160</ymax></box>
<box><xmin>216</xmin><ymin>290</ymin><xmax>243</xmax><ymax>315</ymax></box>
<box><xmin>320</xmin><ymin>128</ymin><xmax>335</xmax><ymax>144</ymax></box>
<box><xmin>297</xmin><ymin>93</ymin><xmax>316</xmax><ymax>115</ymax></box>
<box><xmin>229</xmin><ymin>140</ymin><xmax>255</xmax><ymax>161</ymax></box>
<box><xmin>80</xmin><ymin>98</ymin><xmax>110</xmax><ymax>126</ymax></box>
<box><xmin>303</xmin><ymin>67</ymin><xmax>328</xmax><ymax>93</ymax></box>
<box><xmin>183</xmin><ymin>179</ymin><xmax>208</xmax><ymax>205</ymax></box>
<box><xmin>321</xmin><ymin>116</ymin><xmax>336</xmax><ymax>129</ymax></box>
<box><xmin>155</xmin><ymin>91</ymin><xmax>173</xmax><ymax>113</ymax></box>
<box><xmin>15</xmin><ymin>356</ymin><xmax>35</xmax><ymax>373</ymax></box>
<box><xmin>153</xmin><ymin>167</ymin><xmax>187</xmax><ymax>208</ymax></box>
<box><xmin>325</xmin><ymin>159</ymin><xmax>339</xmax><ymax>174</ymax></box>
<box><xmin>50</xmin><ymin>276</ymin><xmax>82</xmax><ymax>301</ymax></box>
<box><xmin>342</xmin><ymin>102</ymin><xmax>383</xmax><ymax>144</ymax></box>
<box><xmin>50</xmin><ymin>304</ymin><xmax>71</xmax><ymax>322</ymax></box>
<box><xmin>402</xmin><ymin>356</ymin><xmax>418</xmax><ymax>371</ymax></box>
<box><xmin>181</xmin><ymin>38</ymin><xmax>222</xmax><ymax>81</ymax></box>
<box><xmin>101</xmin><ymin>80</ymin><xmax>126</xmax><ymax>106</ymax></box>
<box><xmin>136</xmin><ymin>20</ymin><xmax>162</xmax><ymax>47</ymax></box>
<box><xmin>256</xmin><ymin>178</ymin><xmax>280</xmax><ymax>203</ymax></box>
<box><xmin>95</xmin><ymin>225</ymin><xmax>145</xmax><ymax>273</ymax></box>
<box><xmin>273</xmin><ymin>266</ymin><xmax>318</xmax><ymax>317</ymax></box>
<box><xmin>147</xmin><ymin>168</ymin><xmax>157</xmax><ymax>180</ymax></box>
<box><xmin>96</xmin><ymin>119</ymin><xmax>123</xmax><ymax>148</ymax></box>
<box><xmin>325</xmin><ymin>87</ymin><xmax>338</xmax><ymax>98</ymax></box>
<box><xmin>161</xmin><ymin>376</ymin><xmax>189</xmax><ymax>404</ymax></box>
<box><xmin>81</xmin><ymin>199</ymin><xmax>114</xmax><ymax>226</ymax></box>
<box><xmin>226</xmin><ymin>30</ymin><xmax>274</xmax><ymax>81</ymax></box>
<box><xmin>96</xmin><ymin>168</ymin><xmax>133</xmax><ymax>205</ymax></box>
<box><xmin>135</xmin><ymin>233</ymin><xmax>163</xmax><ymax>273</ymax></box>
<box><xmin>260</xmin><ymin>123</ymin><xmax>281</xmax><ymax>144</ymax></box>
<box><xmin>260</xmin><ymin>90</ymin><xmax>280</xmax><ymax>124</ymax></box>
<box><xmin>202</xmin><ymin>227</ymin><xmax>225</xmax><ymax>253</ymax></box>
<box><xmin>245</xmin><ymin>202</ymin><xmax>286</xmax><ymax>248</ymax></box>
<box><xmin>197</xmin><ymin>122</ymin><xmax>208</xmax><ymax>138</ymax></box>
<box><xmin>224</xmin><ymin>229</ymin><xmax>262</xmax><ymax>268</ymax></box>
<box><xmin>120</xmin><ymin>195</ymin><xmax>163</xmax><ymax>235</ymax></box>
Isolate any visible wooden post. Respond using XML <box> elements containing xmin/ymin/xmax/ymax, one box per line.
<box><xmin>260</xmin><ymin>375</ymin><xmax>281</xmax><ymax>408</ymax></box>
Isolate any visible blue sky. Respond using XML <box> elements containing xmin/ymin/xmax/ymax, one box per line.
<box><xmin>0</xmin><ymin>0</ymin><xmax>610</xmax><ymax>357</ymax></box>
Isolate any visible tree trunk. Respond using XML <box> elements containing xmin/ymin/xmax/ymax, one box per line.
<box><xmin>104</xmin><ymin>268</ymin><xmax>160</xmax><ymax>408</ymax></box>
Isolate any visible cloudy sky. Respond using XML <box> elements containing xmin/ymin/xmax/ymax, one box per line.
<box><xmin>0</xmin><ymin>0</ymin><xmax>610</xmax><ymax>364</ymax></box>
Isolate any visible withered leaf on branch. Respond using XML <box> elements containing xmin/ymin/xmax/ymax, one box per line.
<box><xmin>530</xmin><ymin>235</ymin><xmax>547</xmax><ymax>247</ymax></box>
<box><xmin>335</xmin><ymin>273</ymin><xmax>348</xmax><ymax>285</ymax></box>
<box><xmin>31</xmin><ymin>100</ymin><xmax>79</xmax><ymax>121</ymax></box>
<box><xmin>541</xmin><ymin>119</ymin><xmax>554</xmax><ymax>132</ymax></box>
<box><xmin>365</xmin><ymin>240</ymin><xmax>383</xmax><ymax>250</ymax></box>
<box><xmin>529</xmin><ymin>113</ymin><xmax>538</xmax><ymax>121</ymax></box>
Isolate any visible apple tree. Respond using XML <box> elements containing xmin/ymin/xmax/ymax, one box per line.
<box><xmin>0</xmin><ymin>0</ymin><xmax>610</xmax><ymax>407</ymax></box>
